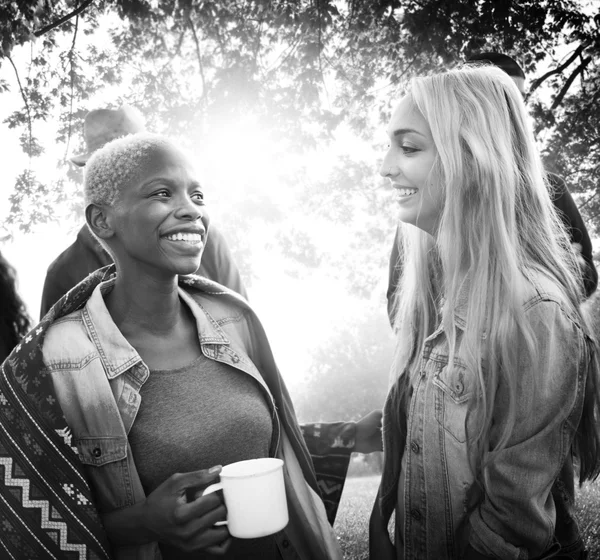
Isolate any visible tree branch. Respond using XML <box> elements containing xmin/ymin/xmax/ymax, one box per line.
<box><xmin>317</xmin><ymin>0</ymin><xmax>330</xmax><ymax>105</ymax></box>
<box><xmin>34</xmin><ymin>0</ymin><xmax>94</xmax><ymax>37</ymax></box>
<box><xmin>578</xmin><ymin>189</ymin><xmax>600</xmax><ymax>211</ymax></box>
<box><xmin>529</xmin><ymin>44</ymin><xmax>587</xmax><ymax>94</ymax></box>
<box><xmin>64</xmin><ymin>14</ymin><xmax>80</xmax><ymax>162</ymax></box>
<box><xmin>7</xmin><ymin>55</ymin><xmax>33</xmax><ymax>164</ymax></box>
<box><xmin>159</xmin><ymin>29</ymin><xmax>186</xmax><ymax>73</ymax></box>
<box><xmin>266</xmin><ymin>35</ymin><xmax>303</xmax><ymax>74</ymax></box>
<box><xmin>187</xmin><ymin>18</ymin><xmax>208</xmax><ymax>108</ymax></box>
<box><xmin>551</xmin><ymin>56</ymin><xmax>591</xmax><ymax>110</ymax></box>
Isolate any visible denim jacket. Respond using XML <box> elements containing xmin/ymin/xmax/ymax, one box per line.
<box><xmin>41</xmin><ymin>276</ymin><xmax>343</xmax><ymax>560</ymax></box>
<box><xmin>376</xmin><ymin>271</ymin><xmax>591</xmax><ymax>560</ymax></box>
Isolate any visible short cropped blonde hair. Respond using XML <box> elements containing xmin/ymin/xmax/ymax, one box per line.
<box><xmin>84</xmin><ymin>132</ymin><xmax>178</xmax><ymax>207</ymax></box>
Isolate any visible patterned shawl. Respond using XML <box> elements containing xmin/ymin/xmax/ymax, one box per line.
<box><xmin>0</xmin><ymin>266</ymin><xmax>115</xmax><ymax>559</ymax></box>
<box><xmin>0</xmin><ymin>266</ymin><xmax>353</xmax><ymax>559</ymax></box>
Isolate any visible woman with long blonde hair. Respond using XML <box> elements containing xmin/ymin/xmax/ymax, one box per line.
<box><xmin>370</xmin><ymin>65</ymin><xmax>600</xmax><ymax>560</ymax></box>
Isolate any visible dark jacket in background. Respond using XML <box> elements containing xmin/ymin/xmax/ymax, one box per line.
<box><xmin>386</xmin><ymin>173</ymin><xmax>598</xmax><ymax>324</ymax></box>
<box><xmin>40</xmin><ymin>224</ymin><xmax>248</xmax><ymax>318</ymax></box>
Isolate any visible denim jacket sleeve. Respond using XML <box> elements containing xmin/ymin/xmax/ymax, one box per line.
<box><xmin>468</xmin><ymin>297</ymin><xmax>587</xmax><ymax>560</ymax></box>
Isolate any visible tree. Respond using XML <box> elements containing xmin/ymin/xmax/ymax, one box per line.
<box><xmin>1</xmin><ymin>0</ymin><xmax>599</xmax><ymax>293</ymax></box>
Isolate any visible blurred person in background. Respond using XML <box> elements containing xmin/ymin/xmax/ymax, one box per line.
<box><xmin>386</xmin><ymin>52</ymin><xmax>597</xmax><ymax>325</ymax></box>
<box><xmin>371</xmin><ymin>65</ymin><xmax>600</xmax><ymax>559</ymax></box>
<box><xmin>0</xmin><ymin>132</ymin><xmax>381</xmax><ymax>560</ymax></box>
<box><xmin>40</xmin><ymin>106</ymin><xmax>247</xmax><ymax>318</ymax></box>
<box><xmin>0</xmin><ymin>250</ymin><xmax>31</xmax><ymax>361</ymax></box>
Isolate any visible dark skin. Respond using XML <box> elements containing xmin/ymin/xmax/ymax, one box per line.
<box><xmin>87</xmin><ymin>143</ymin><xmax>230</xmax><ymax>554</ymax></box>
<box><xmin>104</xmin><ymin>280</ymin><xmax>202</xmax><ymax>371</ymax></box>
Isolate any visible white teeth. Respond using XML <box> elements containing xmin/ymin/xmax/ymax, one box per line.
<box><xmin>397</xmin><ymin>188</ymin><xmax>418</xmax><ymax>197</ymax></box>
<box><xmin>165</xmin><ymin>233</ymin><xmax>203</xmax><ymax>244</ymax></box>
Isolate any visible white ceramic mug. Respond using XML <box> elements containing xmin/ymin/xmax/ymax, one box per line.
<box><xmin>203</xmin><ymin>457</ymin><xmax>288</xmax><ymax>539</ymax></box>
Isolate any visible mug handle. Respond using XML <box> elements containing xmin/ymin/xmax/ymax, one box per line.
<box><xmin>202</xmin><ymin>482</ymin><xmax>228</xmax><ymax>527</ymax></box>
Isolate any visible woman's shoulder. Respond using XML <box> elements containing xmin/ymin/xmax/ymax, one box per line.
<box><xmin>521</xmin><ymin>269</ymin><xmax>583</xmax><ymax>331</ymax></box>
<box><xmin>180</xmin><ymin>277</ymin><xmax>252</xmax><ymax>325</ymax></box>
<box><xmin>42</xmin><ymin>308</ymin><xmax>97</xmax><ymax>365</ymax></box>
<box><xmin>522</xmin><ymin>269</ymin><xmax>570</xmax><ymax>305</ymax></box>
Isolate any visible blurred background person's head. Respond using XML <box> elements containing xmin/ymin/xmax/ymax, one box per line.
<box><xmin>70</xmin><ymin>105</ymin><xmax>146</xmax><ymax>167</ymax></box>
<box><xmin>466</xmin><ymin>52</ymin><xmax>526</xmax><ymax>95</ymax></box>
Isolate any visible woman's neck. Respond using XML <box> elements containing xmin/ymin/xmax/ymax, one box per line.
<box><xmin>104</xmin><ymin>272</ymin><xmax>182</xmax><ymax>335</ymax></box>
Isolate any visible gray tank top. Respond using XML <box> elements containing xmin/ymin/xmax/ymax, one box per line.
<box><xmin>128</xmin><ymin>352</ymin><xmax>276</xmax><ymax>559</ymax></box>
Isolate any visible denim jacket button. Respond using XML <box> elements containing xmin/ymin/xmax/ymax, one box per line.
<box><xmin>410</xmin><ymin>508</ymin><xmax>422</xmax><ymax>521</ymax></box>
<box><xmin>411</xmin><ymin>441</ymin><xmax>420</xmax><ymax>454</ymax></box>
<box><xmin>282</xmin><ymin>539</ymin><xmax>289</xmax><ymax>548</ymax></box>
<box><xmin>92</xmin><ymin>447</ymin><xmax>102</xmax><ymax>458</ymax></box>
<box><xmin>232</xmin><ymin>354</ymin><xmax>240</xmax><ymax>363</ymax></box>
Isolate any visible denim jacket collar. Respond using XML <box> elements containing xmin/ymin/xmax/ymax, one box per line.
<box><xmin>84</xmin><ymin>278</ymin><xmax>231</xmax><ymax>379</ymax></box>
<box><xmin>178</xmin><ymin>289</ymin><xmax>230</xmax><ymax>346</ymax></box>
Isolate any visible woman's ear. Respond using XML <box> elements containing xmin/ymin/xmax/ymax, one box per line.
<box><xmin>85</xmin><ymin>204</ymin><xmax>114</xmax><ymax>240</ymax></box>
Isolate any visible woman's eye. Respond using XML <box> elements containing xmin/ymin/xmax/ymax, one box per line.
<box><xmin>153</xmin><ymin>190</ymin><xmax>170</xmax><ymax>198</ymax></box>
<box><xmin>401</xmin><ymin>145</ymin><xmax>419</xmax><ymax>154</ymax></box>
<box><xmin>192</xmin><ymin>192</ymin><xmax>205</xmax><ymax>203</ymax></box>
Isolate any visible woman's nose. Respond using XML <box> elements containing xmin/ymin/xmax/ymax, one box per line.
<box><xmin>175</xmin><ymin>197</ymin><xmax>204</xmax><ymax>221</ymax></box>
<box><xmin>380</xmin><ymin>161</ymin><xmax>400</xmax><ymax>178</ymax></box>
<box><xmin>380</xmin><ymin>153</ymin><xmax>399</xmax><ymax>178</ymax></box>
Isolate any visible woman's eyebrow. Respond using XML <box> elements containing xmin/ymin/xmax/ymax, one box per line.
<box><xmin>392</xmin><ymin>127</ymin><xmax>425</xmax><ymax>138</ymax></box>
<box><xmin>140</xmin><ymin>178</ymin><xmax>202</xmax><ymax>190</ymax></box>
<box><xmin>140</xmin><ymin>177</ymin><xmax>173</xmax><ymax>190</ymax></box>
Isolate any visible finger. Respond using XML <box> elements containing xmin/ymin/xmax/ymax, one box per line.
<box><xmin>172</xmin><ymin>466</ymin><xmax>222</xmax><ymax>493</ymax></box>
<box><xmin>182</xmin><ymin>525</ymin><xmax>230</xmax><ymax>552</ymax></box>
<box><xmin>205</xmin><ymin>537</ymin><xmax>233</xmax><ymax>555</ymax></box>
<box><xmin>176</xmin><ymin>499</ymin><xmax>227</xmax><ymax>532</ymax></box>
<box><xmin>177</xmin><ymin>490</ymin><xmax>225</xmax><ymax>524</ymax></box>
<box><xmin>365</xmin><ymin>409</ymin><xmax>383</xmax><ymax>425</ymax></box>
<box><xmin>188</xmin><ymin>484</ymin><xmax>223</xmax><ymax>503</ymax></box>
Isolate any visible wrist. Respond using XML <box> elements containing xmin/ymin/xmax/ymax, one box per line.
<box><xmin>101</xmin><ymin>500</ymin><xmax>155</xmax><ymax>546</ymax></box>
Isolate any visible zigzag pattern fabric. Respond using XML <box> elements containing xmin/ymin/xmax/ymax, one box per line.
<box><xmin>0</xmin><ymin>267</ymin><xmax>112</xmax><ymax>560</ymax></box>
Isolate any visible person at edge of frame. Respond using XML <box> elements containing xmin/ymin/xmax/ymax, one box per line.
<box><xmin>0</xmin><ymin>250</ymin><xmax>31</xmax><ymax>362</ymax></box>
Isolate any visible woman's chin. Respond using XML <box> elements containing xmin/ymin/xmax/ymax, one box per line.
<box><xmin>178</xmin><ymin>262</ymin><xmax>202</xmax><ymax>276</ymax></box>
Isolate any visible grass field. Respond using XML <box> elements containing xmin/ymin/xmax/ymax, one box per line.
<box><xmin>334</xmin><ymin>474</ymin><xmax>600</xmax><ymax>560</ymax></box>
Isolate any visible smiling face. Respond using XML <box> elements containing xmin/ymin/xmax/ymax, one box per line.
<box><xmin>106</xmin><ymin>144</ymin><xmax>209</xmax><ymax>279</ymax></box>
<box><xmin>381</xmin><ymin>95</ymin><xmax>442</xmax><ymax>235</ymax></box>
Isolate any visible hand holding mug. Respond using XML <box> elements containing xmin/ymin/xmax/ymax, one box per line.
<box><xmin>202</xmin><ymin>458</ymin><xmax>288</xmax><ymax>539</ymax></box>
<box><xmin>142</xmin><ymin>466</ymin><xmax>231</xmax><ymax>554</ymax></box>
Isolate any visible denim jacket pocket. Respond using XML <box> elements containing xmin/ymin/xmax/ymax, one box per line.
<box><xmin>433</xmin><ymin>361</ymin><xmax>474</xmax><ymax>444</ymax></box>
<box><xmin>76</xmin><ymin>436</ymin><xmax>131</xmax><ymax>512</ymax></box>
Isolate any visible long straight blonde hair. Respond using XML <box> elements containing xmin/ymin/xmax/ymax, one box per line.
<box><xmin>391</xmin><ymin>65</ymin><xmax>600</xmax><ymax>483</ymax></box>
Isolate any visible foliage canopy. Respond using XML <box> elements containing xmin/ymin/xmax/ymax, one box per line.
<box><xmin>1</xmin><ymin>0</ymin><xmax>599</xmax><ymax>275</ymax></box>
